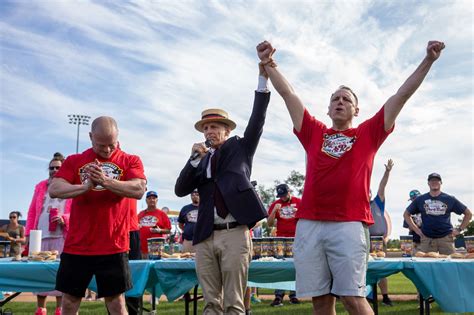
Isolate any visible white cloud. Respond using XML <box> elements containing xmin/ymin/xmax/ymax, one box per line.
<box><xmin>1</xmin><ymin>1</ymin><xmax>472</xmax><ymax>239</ymax></box>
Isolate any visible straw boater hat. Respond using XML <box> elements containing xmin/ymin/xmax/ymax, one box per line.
<box><xmin>194</xmin><ymin>108</ymin><xmax>236</xmax><ymax>132</ymax></box>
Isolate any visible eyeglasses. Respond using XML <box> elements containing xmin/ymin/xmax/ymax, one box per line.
<box><xmin>49</xmin><ymin>166</ymin><xmax>61</xmax><ymax>170</ymax></box>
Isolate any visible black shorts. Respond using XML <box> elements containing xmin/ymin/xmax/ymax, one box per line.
<box><xmin>56</xmin><ymin>252</ymin><xmax>132</xmax><ymax>298</ymax></box>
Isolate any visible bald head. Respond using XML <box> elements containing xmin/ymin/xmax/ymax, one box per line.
<box><xmin>90</xmin><ymin>116</ymin><xmax>119</xmax><ymax>159</ymax></box>
<box><xmin>91</xmin><ymin>116</ymin><xmax>118</xmax><ymax>136</ymax></box>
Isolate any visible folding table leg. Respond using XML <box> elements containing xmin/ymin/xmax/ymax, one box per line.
<box><xmin>419</xmin><ymin>293</ymin><xmax>424</xmax><ymax>315</ymax></box>
<box><xmin>184</xmin><ymin>292</ymin><xmax>191</xmax><ymax>315</ymax></box>
<box><xmin>0</xmin><ymin>292</ymin><xmax>21</xmax><ymax>308</ymax></box>
<box><xmin>193</xmin><ymin>285</ymin><xmax>199</xmax><ymax>315</ymax></box>
<box><xmin>372</xmin><ymin>283</ymin><xmax>378</xmax><ymax>315</ymax></box>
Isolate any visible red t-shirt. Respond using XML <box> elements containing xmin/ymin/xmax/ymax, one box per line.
<box><xmin>129</xmin><ymin>199</ymin><xmax>139</xmax><ymax>232</ymax></box>
<box><xmin>138</xmin><ymin>209</ymin><xmax>171</xmax><ymax>254</ymax></box>
<box><xmin>55</xmin><ymin>148</ymin><xmax>145</xmax><ymax>255</ymax></box>
<box><xmin>294</xmin><ymin>106</ymin><xmax>393</xmax><ymax>225</ymax></box>
<box><xmin>268</xmin><ymin>196</ymin><xmax>301</xmax><ymax>237</ymax></box>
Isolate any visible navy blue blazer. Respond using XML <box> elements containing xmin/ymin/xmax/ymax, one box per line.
<box><xmin>175</xmin><ymin>91</ymin><xmax>270</xmax><ymax>245</ymax></box>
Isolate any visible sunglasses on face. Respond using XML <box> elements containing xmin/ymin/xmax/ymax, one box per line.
<box><xmin>9</xmin><ymin>216</ymin><xmax>17</xmax><ymax>219</ymax></box>
<box><xmin>49</xmin><ymin>166</ymin><xmax>61</xmax><ymax>170</ymax></box>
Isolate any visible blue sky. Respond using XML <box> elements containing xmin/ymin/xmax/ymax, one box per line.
<box><xmin>1</xmin><ymin>1</ymin><xmax>472</xmax><ymax>238</ymax></box>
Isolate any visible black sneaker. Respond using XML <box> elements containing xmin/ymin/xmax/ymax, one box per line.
<box><xmin>270</xmin><ymin>297</ymin><xmax>283</xmax><ymax>307</ymax></box>
<box><xmin>382</xmin><ymin>297</ymin><xmax>393</xmax><ymax>306</ymax></box>
<box><xmin>289</xmin><ymin>297</ymin><xmax>300</xmax><ymax>304</ymax></box>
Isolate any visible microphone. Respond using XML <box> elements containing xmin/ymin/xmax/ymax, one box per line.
<box><xmin>190</xmin><ymin>139</ymin><xmax>213</xmax><ymax>160</ymax></box>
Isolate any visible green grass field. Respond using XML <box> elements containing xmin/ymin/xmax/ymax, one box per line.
<box><xmin>1</xmin><ymin>274</ymin><xmax>471</xmax><ymax>314</ymax></box>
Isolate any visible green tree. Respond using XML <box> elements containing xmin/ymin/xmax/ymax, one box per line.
<box><xmin>462</xmin><ymin>220</ymin><xmax>474</xmax><ymax>236</ymax></box>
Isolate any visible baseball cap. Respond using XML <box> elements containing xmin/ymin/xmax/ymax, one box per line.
<box><xmin>427</xmin><ymin>173</ymin><xmax>442</xmax><ymax>181</ymax></box>
<box><xmin>276</xmin><ymin>184</ymin><xmax>289</xmax><ymax>198</ymax></box>
<box><xmin>146</xmin><ymin>191</ymin><xmax>158</xmax><ymax>198</ymax></box>
<box><xmin>408</xmin><ymin>189</ymin><xmax>421</xmax><ymax>201</ymax></box>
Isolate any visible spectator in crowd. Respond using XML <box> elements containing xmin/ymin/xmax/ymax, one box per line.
<box><xmin>175</xmin><ymin>62</ymin><xmax>270</xmax><ymax>314</ymax></box>
<box><xmin>404</xmin><ymin>173</ymin><xmax>472</xmax><ymax>255</ymax></box>
<box><xmin>267</xmin><ymin>183</ymin><xmax>301</xmax><ymax>306</ymax></box>
<box><xmin>368</xmin><ymin>159</ymin><xmax>394</xmax><ymax>306</ymax></box>
<box><xmin>25</xmin><ymin>152</ymin><xmax>72</xmax><ymax>315</ymax></box>
<box><xmin>403</xmin><ymin>190</ymin><xmax>422</xmax><ymax>252</ymax></box>
<box><xmin>178</xmin><ymin>189</ymin><xmax>199</xmax><ymax>253</ymax></box>
<box><xmin>0</xmin><ymin>211</ymin><xmax>25</xmax><ymax>258</ymax></box>
<box><xmin>49</xmin><ymin>116</ymin><xmax>146</xmax><ymax>315</ymax></box>
<box><xmin>257</xmin><ymin>39</ymin><xmax>445</xmax><ymax>315</ymax></box>
<box><xmin>161</xmin><ymin>206</ymin><xmax>170</xmax><ymax>214</ymax></box>
<box><xmin>137</xmin><ymin>191</ymin><xmax>171</xmax><ymax>258</ymax></box>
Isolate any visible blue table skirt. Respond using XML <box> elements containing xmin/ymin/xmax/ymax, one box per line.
<box><xmin>1</xmin><ymin>258</ymin><xmax>473</xmax><ymax>312</ymax></box>
<box><xmin>0</xmin><ymin>260</ymin><xmax>156</xmax><ymax>298</ymax></box>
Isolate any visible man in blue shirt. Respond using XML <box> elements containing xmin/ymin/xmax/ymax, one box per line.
<box><xmin>404</xmin><ymin>173</ymin><xmax>472</xmax><ymax>255</ymax></box>
<box><xmin>403</xmin><ymin>190</ymin><xmax>422</xmax><ymax>251</ymax></box>
<box><xmin>178</xmin><ymin>189</ymin><xmax>199</xmax><ymax>253</ymax></box>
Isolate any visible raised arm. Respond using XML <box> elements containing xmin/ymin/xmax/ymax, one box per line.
<box><xmin>383</xmin><ymin>41</ymin><xmax>445</xmax><ymax>131</ymax></box>
<box><xmin>257</xmin><ymin>41</ymin><xmax>305</xmax><ymax>132</ymax></box>
<box><xmin>376</xmin><ymin>159</ymin><xmax>394</xmax><ymax>202</ymax></box>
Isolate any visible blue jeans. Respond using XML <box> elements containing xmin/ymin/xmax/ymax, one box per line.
<box><xmin>275</xmin><ymin>290</ymin><xmax>296</xmax><ymax>299</ymax></box>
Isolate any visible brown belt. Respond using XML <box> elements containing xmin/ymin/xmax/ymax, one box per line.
<box><xmin>213</xmin><ymin>222</ymin><xmax>240</xmax><ymax>230</ymax></box>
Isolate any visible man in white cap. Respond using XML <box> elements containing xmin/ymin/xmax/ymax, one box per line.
<box><xmin>175</xmin><ymin>64</ymin><xmax>270</xmax><ymax>315</ymax></box>
<box><xmin>404</xmin><ymin>173</ymin><xmax>472</xmax><ymax>254</ymax></box>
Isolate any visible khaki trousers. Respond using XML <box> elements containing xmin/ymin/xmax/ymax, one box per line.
<box><xmin>182</xmin><ymin>239</ymin><xmax>195</xmax><ymax>253</ymax></box>
<box><xmin>195</xmin><ymin>225</ymin><xmax>251</xmax><ymax>315</ymax></box>
<box><xmin>420</xmin><ymin>234</ymin><xmax>455</xmax><ymax>255</ymax></box>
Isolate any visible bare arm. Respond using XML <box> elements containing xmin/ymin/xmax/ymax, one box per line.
<box><xmin>179</xmin><ymin>223</ymin><xmax>184</xmax><ymax>231</ymax></box>
<box><xmin>403</xmin><ymin>210</ymin><xmax>425</xmax><ymax>238</ymax></box>
<box><xmin>383</xmin><ymin>41</ymin><xmax>445</xmax><ymax>131</ymax></box>
<box><xmin>266</xmin><ymin>204</ymin><xmax>280</xmax><ymax>227</ymax></box>
<box><xmin>49</xmin><ymin>177</ymin><xmax>92</xmax><ymax>199</ymax></box>
<box><xmin>453</xmin><ymin>208</ymin><xmax>472</xmax><ymax>236</ymax></box>
<box><xmin>151</xmin><ymin>227</ymin><xmax>171</xmax><ymax>234</ymax></box>
<box><xmin>101</xmin><ymin>177</ymin><xmax>146</xmax><ymax>199</ymax></box>
<box><xmin>376</xmin><ymin>159</ymin><xmax>394</xmax><ymax>202</ymax></box>
<box><xmin>87</xmin><ymin>162</ymin><xmax>146</xmax><ymax>199</ymax></box>
<box><xmin>257</xmin><ymin>41</ymin><xmax>305</xmax><ymax>132</ymax></box>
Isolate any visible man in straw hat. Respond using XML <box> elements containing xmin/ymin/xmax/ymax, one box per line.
<box><xmin>175</xmin><ymin>65</ymin><xmax>270</xmax><ymax>314</ymax></box>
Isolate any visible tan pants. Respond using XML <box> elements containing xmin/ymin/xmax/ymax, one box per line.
<box><xmin>182</xmin><ymin>239</ymin><xmax>195</xmax><ymax>253</ymax></box>
<box><xmin>420</xmin><ymin>234</ymin><xmax>455</xmax><ymax>255</ymax></box>
<box><xmin>195</xmin><ymin>225</ymin><xmax>251</xmax><ymax>315</ymax></box>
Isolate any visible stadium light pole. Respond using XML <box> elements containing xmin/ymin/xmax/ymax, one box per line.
<box><xmin>68</xmin><ymin>114</ymin><xmax>91</xmax><ymax>154</ymax></box>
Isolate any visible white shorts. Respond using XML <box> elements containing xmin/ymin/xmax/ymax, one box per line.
<box><xmin>294</xmin><ymin>220</ymin><xmax>369</xmax><ymax>297</ymax></box>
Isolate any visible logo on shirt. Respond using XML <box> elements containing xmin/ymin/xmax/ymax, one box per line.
<box><xmin>411</xmin><ymin>214</ymin><xmax>422</xmax><ymax>227</ymax></box>
<box><xmin>140</xmin><ymin>215</ymin><xmax>158</xmax><ymax>227</ymax></box>
<box><xmin>279</xmin><ymin>205</ymin><xmax>297</xmax><ymax>219</ymax></box>
<box><xmin>186</xmin><ymin>210</ymin><xmax>198</xmax><ymax>223</ymax></box>
<box><xmin>79</xmin><ymin>162</ymin><xmax>123</xmax><ymax>191</ymax></box>
<box><xmin>423</xmin><ymin>200</ymin><xmax>448</xmax><ymax>216</ymax></box>
<box><xmin>321</xmin><ymin>133</ymin><xmax>356</xmax><ymax>158</ymax></box>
